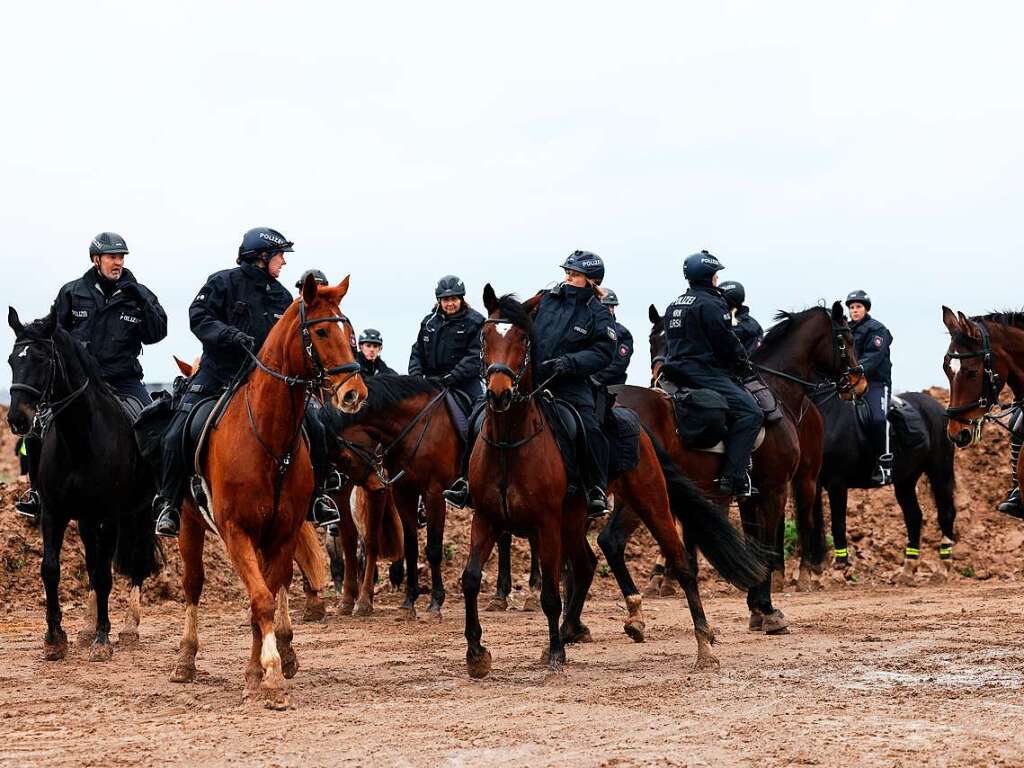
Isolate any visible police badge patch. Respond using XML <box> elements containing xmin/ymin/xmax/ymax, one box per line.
<box><xmin>618</xmin><ymin>344</ymin><xmax>629</xmax><ymax>357</ymax></box>
<box><xmin>873</xmin><ymin>336</ymin><xmax>883</xmax><ymax>348</ymax></box>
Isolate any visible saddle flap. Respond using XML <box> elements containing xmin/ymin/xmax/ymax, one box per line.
<box><xmin>183</xmin><ymin>397</ymin><xmax>219</xmax><ymax>470</ymax></box>
<box><xmin>116</xmin><ymin>394</ymin><xmax>145</xmax><ymax>424</ymax></box>
<box><xmin>444</xmin><ymin>390</ymin><xmax>472</xmax><ymax>443</ymax></box>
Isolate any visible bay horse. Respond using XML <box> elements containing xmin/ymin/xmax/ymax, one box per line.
<box><xmin>941</xmin><ymin>307</ymin><xmax>1024</xmax><ymax>516</ymax></box>
<box><xmin>462</xmin><ymin>286</ymin><xmax>765</xmax><ymax>677</ymax></box>
<box><xmin>624</xmin><ymin>302</ymin><xmax>866</xmax><ymax>634</ymax></box>
<box><xmin>170</xmin><ymin>275</ymin><xmax>367</xmax><ymax>709</ymax></box>
<box><xmin>6</xmin><ymin>308</ymin><xmax>161</xmax><ymax>661</ymax></box>
<box><xmin>812</xmin><ymin>387</ymin><xmax>957</xmax><ymax>581</ymax></box>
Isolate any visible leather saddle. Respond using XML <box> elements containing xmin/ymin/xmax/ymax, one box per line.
<box><xmin>643</xmin><ymin>380</ymin><xmax>767</xmax><ymax>455</ymax></box>
<box><xmin>445</xmin><ymin>389</ymin><xmax>475</xmax><ymax>443</ymax></box>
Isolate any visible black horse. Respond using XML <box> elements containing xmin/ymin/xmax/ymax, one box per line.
<box><xmin>6</xmin><ymin>308</ymin><xmax>160</xmax><ymax>661</ymax></box>
<box><xmin>812</xmin><ymin>388</ymin><xmax>957</xmax><ymax>581</ymax></box>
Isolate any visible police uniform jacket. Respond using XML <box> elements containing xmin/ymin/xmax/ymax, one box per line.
<box><xmin>850</xmin><ymin>315</ymin><xmax>893</xmax><ymax>387</ymax></box>
<box><xmin>664</xmin><ymin>284</ymin><xmax>748</xmax><ymax>376</ymax></box>
<box><xmin>408</xmin><ymin>304</ymin><xmax>484</xmax><ymax>398</ymax></box>
<box><xmin>733</xmin><ymin>307</ymin><xmax>763</xmax><ymax>356</ymax></box>
<box><xmin>358</xmin><ymin>352</ymin><xmax>397</xmax><ymax>377</ymax></box>
<box><xmin>593</xmin><ymin>321</ymin><xmax>633</xmax><ymax>387</ymax></box>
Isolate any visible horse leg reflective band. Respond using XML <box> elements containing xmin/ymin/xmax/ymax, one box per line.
<box><xmin>18</xmin><ymin>438</ymin><xmax>27</xmax><ymax>456</ymax></box>
<box><xmin>904</xmin><ymin>547</ymin><xmax>920</xmax><ymax>559</ymax></box>
<box><xmin>833</xmin><ymin>548</ymin><xmax>848</xmax><ymax>558</ymax></box>
<box><xmin>938</xmin><ymin>543</ymin><xmax>953</xmax><ymax>560</ymax></box>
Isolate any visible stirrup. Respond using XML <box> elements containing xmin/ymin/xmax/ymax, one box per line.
<box><xmin>442</xmin><ymin>479</ymin><xmax>470</xmax><ymax>509</ymax></box>
<box><xmin>416</xmin><ymin>497</ymin><xmax>427</xmax><ymax>529</ymax></box>
<box><xmin>324</xmin><ymin>469</ymin><xmax>347</xmax><ymax>493</ymax></box>
<box><xmin>154</xmin><ymin>498</ymin><xmax>181</xmax><ymax>538</ymax></box>
<box><xmin>14</xmin><ymin>489</ymin><xmax>41</xmax><ymax>520</ymax></box>
<box><xmin>310</xmin><ymin>494</ymin><xmax>341</xmax><ymax>528</ymax></box>
<box><xmin>586</xmin><ymin>487</ymin><xmax>609</xmax><ymax>518</ymax></box>
<box><xmin>719</xmin><ymin>473</ymin><xmax>757</xmax><ymax>499</ymax></box>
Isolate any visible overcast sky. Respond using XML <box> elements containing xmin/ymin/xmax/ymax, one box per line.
<box><xmin>3</xmin><ymin>2</ymin><xmax>1022</xmax><ymax>398</ymax></box>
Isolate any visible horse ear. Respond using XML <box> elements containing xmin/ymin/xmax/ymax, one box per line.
<box><xmin>831</xmin><ymin>300</ymin><xmax>845</xmax><ymax>323</ymax></box>
<box><xmin>482</xmin><ymin>284</ymin><xmax>499</xmax><ymax>315</ymax></box>
<box><xmin>941</xmin><ymin>306</ymin><xmax>961</xmax><ymax>335</ymax></box>
<box><xmin>957</xmin><ymin>311</ymin><xmax>980</xmax><ymax>339</ymax></box>
<box><xmin>333</xmin><ymin>275</ymin><xmax>350</xmax><ymax>302</ymax></box>
<box><xmin>648</xmin><ymin>304</ymin><xmax>661</xmax><ymax>324</ymax></box>
<box><xmin>8</xmin><ymin>306</ymin><xmax>23</xmax><ymax>335</ymax></box>
<box><xmin>302</xmin><ymin>273</ymin><xmax>319</xmax><ymax>305</ymax></box>
<box><xmin>174</xmin><ymin>356</ymin><xmax>194</xmax><ymax>377</ymax></box>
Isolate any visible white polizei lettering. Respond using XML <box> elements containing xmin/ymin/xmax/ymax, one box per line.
<box><xmin>949</xmin><ymin>357</ymin><xmax>961</xmax><ymax>374</ymax></box>
<box><xmin>494</xmin><ymin>322</ymin><xmax>513</xmax><ymax>337</ymax></box>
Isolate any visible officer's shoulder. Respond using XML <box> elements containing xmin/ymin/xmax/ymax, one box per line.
<box><xmin>204</xmin><ymin>267</ymin><xmax>238</xmax><ymax>285</ymax></box>
<box><xmin>617</xmin><ymin>322</ymin><xmax>633</xmax><ymax>340</ymax></box>
<box><xmin>465</xmin><ymin>307</ymin><xmax>486</xmax><ymax>324</ymax></box>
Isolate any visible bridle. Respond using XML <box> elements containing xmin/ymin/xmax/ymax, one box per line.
<box><xmin>481</xmin><ymin>318</ymin><xmax>535</xmax><ymax>406</ymax></box>
<box><xmin>944</xmin><ymin>319</ymin><xmax>1004</xmax><ymax>437</ymax></box>
<box><xmin>754</xmin><ymin>310</ymin><xmax>864</xmax><ymax>396</ymax></box>
<box><xmin>9</xmin><ymin>337</ymin><xmax>90</xmax><ymax>435</ymax></box>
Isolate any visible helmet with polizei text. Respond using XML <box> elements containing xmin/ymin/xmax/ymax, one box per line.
<box><xmin>89</xmin><ymin>232</ymin><xmax>129</xmax><ymax>259</ymax></box>
<box><xmin>845</xmin><ymin>289</ymin><xmax>872</xmax><ymax>311</ymax></box>
<box><xmin>237</xmin><ymin>227</ymin><xmax>294</xmax><ymax>264</ymax></box>
<box><xmin>718</xmin><ymin>280</ymin><xmax>746</xmax><ymax>309</ymax></box>
<box><xmin>600</xmin><ymin>288</ymin><xmax>620</xmax><ymax>307</ymax></box>
<box><xmin>435</xmin><ymin>275</ymin><xmax>466</xmax><ymax>299</ymax></box>
<box><xmin>683</xmin><ymin>250</ymin><xmax>724</xmax><ymax>283</ymax></box>
<box><xmin>560</xmin><ymin>250</ymin><xmax>605</xmax><ymax>284</ymax></box>
<box><xmin>295</xmin><ymin>269</ymin><xmax>328</xmax><ymax>289</ymax></box>
<box><xmin>359</xmin><ymin>328</ymin><xmax>383</xmax><ymax>346</ymax></box>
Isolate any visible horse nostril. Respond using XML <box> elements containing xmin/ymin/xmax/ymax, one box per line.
<box><xmin>343</xmin><ymin>389</ymin><xmax>358</xmax><ymax>404</ymax></box>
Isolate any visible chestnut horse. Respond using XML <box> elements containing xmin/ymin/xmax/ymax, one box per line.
<box><xmin>462</xmin><ymin>286</ymin><xmax>765</xmax><ymax>677</ymax></box>
<box><xmin>621</xmin><ymin>303</ymin><xmax>866</xmax><ymax>634</ymax></box>
<box><xmin>941</xmin><ymin>307</ymin><xmax>1024</xmax><ymax>513</ymax></box>
<box><xmin>170</xmin><ymin>275</ymin><xmax>366</xmax><ymax>709</ymax></box>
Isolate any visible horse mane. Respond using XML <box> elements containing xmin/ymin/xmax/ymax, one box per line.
<box><xmin>494</xmin><ymin>294</ymin><xmax>534</xmax><ymax>339</ymax></box>
<box><xmin>953</xmin><ymin>310</ymin><xmax>1024</xmax><ymax>347</ymax></box>
<box><xmin>755</xmin><ymin>306</ymin><xmax>829</xmax><ymax>358</ymax></box>
<box><xmin>21</xmin><ymin>313</ymin><xmax>117</xmax><ymax>400</ymax></box>
<box><xmin>329</xmin><ymin>375</ymin><xmax>438</xmax><ymax>428</ymax></box>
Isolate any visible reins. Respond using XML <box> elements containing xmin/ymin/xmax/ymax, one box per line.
<box><xmin>10</xmin><ymin>338</ymin><xmax>91</xmax><ymax>435</ymax></box>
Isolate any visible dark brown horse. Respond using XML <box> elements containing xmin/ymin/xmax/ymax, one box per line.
<box><xmin>942</xmin><ymin>307</ymin><xmax>1024</xmax><ymax>511</ymax></box>
<box><xmin>462</xmin><ymin>286</ymin><xmax>765</xmax><ymax>677</ymax></box>
<box><xmin>170</xmin><ymin>275</ymin><xmax>367</xmax><ymax>709</ymax></box>
<box><xmin>622</xmin><ymin>302</ymin><xmax>866</xmax><ymax>634</ymax></box>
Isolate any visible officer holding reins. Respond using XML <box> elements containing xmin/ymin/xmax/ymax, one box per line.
<box><xmin>14</xmin><ymin>232</ymin><xmax>167</xmax><ymax>522</ymax></box>
<box><xmin>662</xmin><ymin>250</ymin><xmax>762</xmax><ymax>498</ymax></box>
<box><xmin>846</xmin><ymin>289</ymin><xmax>894</xmax><ymax>486</ymax></box>
<box><xmin>153</xmin><ymin>228</ymin><xmax>341</xmax><ymax>537</ymax></box>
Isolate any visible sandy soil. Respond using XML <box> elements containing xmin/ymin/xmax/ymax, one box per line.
<box><xmin>1</xmin><ymin>583</ymin><xmax>1023</xmax><ymax>767</ymax></box>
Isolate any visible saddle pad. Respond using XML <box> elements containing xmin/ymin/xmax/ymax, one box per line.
<box><xmin>116</xmin><ymin>394</ymin><xmax>145</xmax><ymax>424</ymax></box>
<box><xmin>538</xmin><ymin>397</ymin><xmax>581</xmax><ymax>491</ymax></box>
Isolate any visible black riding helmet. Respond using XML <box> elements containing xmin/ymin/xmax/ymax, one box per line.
<box><xmin>718</xmin><ymin>280</ymin><xmax>746</xmax><ymax>310</ymax></box>
<box><xmin>359</xmin><ymin>328</ymin><xmax>383</xmax><ymax>346</ymax></box>
<box><xmin>435</xmin><ymin>275</ymin><xmax>466</xmax><ymax>299</ymax></box>
<box><xmin>89</xmin><ymin>232</ymin><xmax>129</xmax><ymax>259</ymax></box>
<box><xmin>237</xmin><ymin>227</ymin><xmax>294</xmax><ymax>265</ymax></box>
<box><xmin>295</xmin><ymin>269</ymin><xmax>328</xmax><ymax>290</ymax></box>
<box><xmin>845</xmin><ymin>289</ymin><xmax>872</xmax><ymax>312</ymax></box>
<box><xmin>560</xmin><ymin>250</ymin><xmax>605</xmax><ymax>284</ymax></box>
<box><xmin>683</xmin><ymin>250</ymin><xmax>724</xmax><ymax>284</ymax></box>
<box><xmin>600</xmin><ymin>288</ymin><xmax>620</xmax><ymax>307</ymax></box>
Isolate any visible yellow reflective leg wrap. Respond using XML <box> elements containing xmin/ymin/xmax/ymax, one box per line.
<box><xmin>18</xmin><ymin>439</ymin><xmax>27</xmax><ymax>457</ymax></box>
<box><xmin>834</xmin><ymin>548</ymin><xmax>848</xmax><ymax>558</ymax></box>
<box><xmin>939</xmin><ymin>544</ymin><xmax>953</xmax><ymax>560</ymax></box>
<box><xmin>905</xmin><ymin>547</ymin><xmax>920</xmax><ymax>559</ymax></box>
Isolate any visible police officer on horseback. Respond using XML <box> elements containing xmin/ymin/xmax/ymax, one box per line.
<box><xmin>357</xmin><ymin>329</ymin><xmax>397</xmax><ymax>377</ymax></box>
<box><xmin>663</xmin><ymin>251</ymin><xmax>762</xmax><ymax>498</ymax></box>
<box><xmin>592</xmin><ymin>289</ymin><xmax>633</xmax><ymax>388</ymax></box>
<box><xmin>719</xmin><ymin>281</ymin><xmax>763</xmax><ymax>355</ymax></box>
<box><xmin>153</xmin><ymin>228</ymin><xmax>341</xmax><ymax>537</ymax></box>
<box><xmin>408</xmin><ymin>275</ymin><xmax>484</xmax><ymax>403</ymax></box>
<box><xmin>15</xmin><ymin>232</ymin><xmax>168</xmax><ymax>521</ymax></box>
<box><xmin>445</xmin><ymin>251</ymin><xmax>615</xmax><ymax>516</ymax></box>
<box><xmin>846</xmin><ymin>289</ymin><xmax>894</xmax><ymax>486</ymax></box>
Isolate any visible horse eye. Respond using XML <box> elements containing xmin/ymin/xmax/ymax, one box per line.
<box><xmin>315</xmin><ymin>329</ymin><xmax>328</xmax><ymax>338</ymax></box>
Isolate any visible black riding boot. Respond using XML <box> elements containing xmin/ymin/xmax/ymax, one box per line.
<box><xmin>443</xmin><ymin>407</ymin><xmax>483</xmax><ymax>509</ymax></box>
<box><xmin>14</xmin><ymin>488</ymin><xmax>41</xmax><ymax>522</ymax></box>
<box><xmin>997</xmin><ymin>436</ymin><xmax>1022</xmax><ymax>518</ymax></box>
<box><xmin>586</xmin><ymin>486</ymin><xmax>609</xmax><ymax>518</ymax></box>
<box><xmin>154</xmin><ymin>496</ymin><xmax>181</xmax><ymax>538</ymax></box>
<box><xmin>719</xmin><ymin>471</ymin><xmax>757</xmax><ymax>499</ymax></box>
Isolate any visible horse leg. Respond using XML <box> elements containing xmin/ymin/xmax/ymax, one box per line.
<box><xmin>424</xmin><ymin>489</ymin><xmax>447</xmax><ymax>616</ymax></box>
<box><xmin>927</xmin><ymin>466</ymin><xmax>958</xmax><ymax>576</ymax></box>
<box><xmin>171</xmin><ymin>512</ymin><xmax>205</xmax><ymax>683</ymax></box>
<box><xmin>397</xmin><ymin>503</ymin><xmax>420</xmax><ymax>620</ymax></box>
<box><xmin>78</xmin><ymin>588</ymin><xmax>97</xmax><ymax>648</ymax></box>
<box><xmin>41</xmin><ymin>514</ymin><xmax>70</xmax><ymax>661</ymax></box>
<box><xmin>828</xmin><ymin>483</ymin><xmax>850</xmax><ymax>568</ymax></box>
<box><xmin>560</xmin><ymin>519</ymin><xmax>596</xmax><ymax>645</ymax></box>
<box><xmin>294</xmin><ymin>523</ymin><xmax>327</xmax><ymax>623</ymax></box>
<box><xmin>680</xmin><ymin>536</ymin><xmax>718</xmax><ymax>669</ymax></box>
<box><xmin>353</xmin><ymin>488</ymin><xmax>385</xmax><ymax>617</ymax></box>
<box><xmin>521</xmin><ymin>532</ymin><xmax>542</xmax><ymax>612</ymax></box>
<box><xmin>462</xmin><ymin>513</ymin><xmax>497</xmax><ymax>679</ymax></box>
<box><xmin>597</xmin><ymin>504</ymin><xmax>645</xmax><ymax>642</ymax></box>
<box><xmin>275</xmin><ymin>587</ymin><xmax>299</xmax><ymax>679</ymax></box>
<box><xmin>487</xmin><ymin>531</ymin><xmax>513</xmax><ymax>612</ymax></box>
<box><xmin>537</xmin><ymin>515</ymin><xmax>566</xmax><ymax>673</ymax></box>
<box><xmin>792</xmin><ymin>469</ymin><xmax>826</xmax><ymax>587</ymax></box>
<box><xmin>895</xmin><ymin>474</ymin><xmax>924</xmax><ymax>586</ymax></box>
<box><xmin>741</xmin><ymin>496</ymin><xmax>789</xmax><ymax>635</ymax></box>
<box><xmin>86</xmin><ymin>522</ymin><xmax>117</xmax><ymax>662</ymax></box>
<box><xmin>119</xmin><ymin>582</ymin><xmax>142</xmax><ymax>648</ymax></box>
<box><xmin>333</xmin><ymin>497</ymin><xmax>360</xmax><ymax>616</ymax></box>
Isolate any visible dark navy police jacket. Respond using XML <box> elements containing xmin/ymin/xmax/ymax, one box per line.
<box><xmin>663</xmin><ymin>284</ymin><xmax>748</xmax><ymax>377</ymax></box>
<box><xmin>850</xmin><ymin>314</ymin><xmax>893</xmax><ymax>387</ymax></box>
<box><xmin>408</xmin><ymin>304</ymin><xmax>484</xmax><ymax>400</ymax></box>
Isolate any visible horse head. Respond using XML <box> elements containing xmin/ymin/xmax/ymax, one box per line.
<box><xmin>481</xmin><ymin>283</ymin><xmax>534</xmax><ymax>413</ymax></box>
<box><xmin>823</xmin><ymin>301</ymin><xmax>868</xmax><ymax>400</ymax></box>
<box><xmin>6</xmin><ymin>307</ymin><xmax>58</xmax><ymax>435</ymax></box>
<box><xmin>941</xmin><ymin>306</ymin><xmax>1005</xmax><ymax>447</ymax></box>
<box><xmin>647</xmin><ymin>304</ymin><xmax>665</xmax><ymax>386</ymax></box>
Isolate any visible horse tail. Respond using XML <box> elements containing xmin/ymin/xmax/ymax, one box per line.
<box><xmin>643</xmin><ymin>426</ymin><xmax>767</xmax><ymax>590</ymax></box>
<box><xmin>294</xmin><ymin>522</ymin><xmax>329</xmax><ymax>592</ymax></box>
<box><xmin>114</xmin><ymin>492</ymin><xmax>163</xmax><ymax>584</ymax></box>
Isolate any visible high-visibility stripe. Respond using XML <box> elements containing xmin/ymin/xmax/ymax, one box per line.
<box><xmin>18</xmin><ymin>440</ymin><xmax>27</xmax><ymax>456</ymax></box>
<box><xmin>939</xmin><ymin>544</ymin><xmax>953</xmax><ymax>559</ymax></box>
<box><xmin>905</xmin><ymin>547</ymin><xmax>920</xmax><ymax>558</ymax></box>
<box><xmin>834</xmin><ymin>548</ymin><xmax>848</xmax><ymax>558</ymax></box>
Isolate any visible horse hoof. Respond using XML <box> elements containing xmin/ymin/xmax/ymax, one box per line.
<box><xmin>170</xmin><ymin>661</ymin><xmax>196</xmax><ymax>683</ymax></box>
<box><xmin>560</xmin><ymin>623</ymin><xmax>593</xmax><ymax>645</ymax></box>
<box><xmin>466</xmin><ymin>648</ymin><xmax>492</xmax><ymax>679</ymax></box>
<box><xmin>832</xmin><ymin>556</ymin><xmax>849</xmax><ymax>570</ymax></box>
<box><xmin>485</xmin><ymin>596</ymin><xmax>509</xmax><ymax>612</ymax></box>
<box><xmin>301</xmin><ymin>601</ymin><xmax>327</xmax><ymax>623</ymax></box>
<box><xmin>337</xmin><ymin>599</ymin><xmax>355</xmax><ymax>617</ymax></box>
<box><xmin>118</xmin><ymin>630</ymin><xmax>140</xmax><ymax>648</ymax></box>
<box><xmin>426</xmin><ymin>605</ymin><xmax>443</xmax><ymax>621</ymax></box>
<box><xmin>395</xmin><ymin>606</ymin><xmax>417</xmax><ymax>621</ymax></box>
<box><xmin>353</xmin><ymin>601</ymin><xmax>373</xmax><ymax>618</ymax></box>
<box><xmin>89</xmin><ymin>642</ymin><xmax>113</xmax><ymax>662</ymax></box>
<box><xmin>642</xmin><ymin>575</ymin><xmax>663</xmax><ymax>598</ymax></box>
<box><xmin>261</xmin><ymin>687</ymin><xmax>291</xmax><ymax>711</ymax></box>
<box><xmin>657</xmin><ymin>580</ymin><xmax>676</xmax><ymax>598</ymax></box>
<box><xmin>541</xmin><ymin>648</ymin><xmax>566</xmax><ymax>671</ymax></box>
<box><xmin>763</xmin><ymin>610</ymin><xmax>790</xmax><ymax>635</ymax></box>
<box><xmin>624</xmin><ymin>619</ymin><xmax>646</xmax><ymax>644</ymax></box>
<box><xmin>693</xmin><ymin>654</ymin><xmax>721</xmax><ymax>671</ymax></box>
<box><xmin>278</xmin><ymin>646</ymin><xmax>299</xmax><ymax>680</ymax></box>
<box><xmin>521</xmin><ymin>594</ymin><xmax>540</xmax><ymax>612</ymax></box>
<box><xmin>748</xmin><ymin>612</ymin><xmax>764</xmax><ymax>632</ymax></box>
<box><xmin>76</xmin><ymin>631</ymin><xmax>97</xmax><ymax>649</ymax></box>
<box><xmin>43</xmin><ymin>640</ymin><xmax>68</xmax><ymax>662</ymax></box>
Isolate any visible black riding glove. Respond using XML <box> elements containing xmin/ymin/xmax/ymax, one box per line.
<box><xmin>425</xmin><ymin>375</ymin><xmax>445</xmax><ymax>386</ymax></box>
<box><xmin>544</xmin><ymin>357</ymin><xmax>572</xmax><ymax>377</ymax></box>
<box><xmin>232</xmin><ymin>330</ymin><xmax>256</xmax><ymax>350</ymax></box>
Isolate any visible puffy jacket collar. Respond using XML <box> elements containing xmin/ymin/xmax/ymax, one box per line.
<box><xmin>554</xmin><ymin>282</ymin><xmax>596</xmax><ymax>303</ymax></box>
<box><xmin>240</xmin><ymin>262</ymin><xmax>275</xmax><ymax>287</ymax></box>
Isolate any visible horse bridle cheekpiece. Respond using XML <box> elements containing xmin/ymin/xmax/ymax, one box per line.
<box><xmin>481</xmin><ymin>319</ymin><xmax>532</xmax><ymax>403</ymax></box>
<box><xmin>829</xmin><ymin>312</ymin><xmax>863</xmax><ymax>396</ymax></box>
<box><xmin>945</xmin><ymin>319</ymin><xmax>1001</xmax><ymax>428</ymax></box>
<box><xmin>9</xmin><ymin>338</ymin><xmax>90</xmax><ymax>433</ymax></box>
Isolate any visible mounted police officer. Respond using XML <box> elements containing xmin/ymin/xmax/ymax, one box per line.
<box><xmin>592</xmin><ymin>289</ymin><xmax>633</xmax><ymax>388</ymax></box>
<box><xmin>357</xmin><ymin>329</ymin><xmax>397</xmax><ymax>377</ymax></box>
<box><xmin>14</xmin><ymin>232</ymin><xmax>167</xmax><ymax>521</ymax></box>
<box><xmin>846</xmin><ymin>290</ymin><xmax>894</xmax><ymax>486</ymax></box>
<box><xmin>719</xmin><ymin>281</ymin><xmax>763</xmax><ymax>355</ymax></box>
<box><xmin>445</xmin><ymin>250</ymin><xmax>615</xmax><ymax>516</ymax></box>
<box><xmin>153</xmin><ymin>228</ymin><xmax>341</xmax><ymax>537</ymax></box>
<box><xmin>408</xmin><ymin>275</ymin><xmax>484</xmax><ymax>403</ymax></box>
<box><xmin>663</xmin><ymin>250</ymin><xmax>762</xmax><ymax>498</ymax></box>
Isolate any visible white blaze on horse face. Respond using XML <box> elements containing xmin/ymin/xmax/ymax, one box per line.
<box><xmin>494</xmin><ymin>322</ymin><xmax>513</xmax><ymax>338</ymax></box>
<box><xmin>949</xmin><ymin>356</ymin><xmax>961</xmax><ymax>374</ymax></box>
<box><xmin>18</xmin><ymin>346</ymin><xmax>27</xmax><ymax>358</ymax></box>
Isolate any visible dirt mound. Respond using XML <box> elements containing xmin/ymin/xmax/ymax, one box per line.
<box><xmin>2</xmin><ymin>390</ymin><xmax>1021</xmax><ymax>615</ymax></box>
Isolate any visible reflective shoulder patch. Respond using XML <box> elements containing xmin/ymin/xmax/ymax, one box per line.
<box><xmin>606</xmin><ymin>326</ymin><xmax>617</xmax><ymax>341</ymax></box>
<box><xmin>618</xmin><ymin>344</ymin><xmax>630</xmax><ymax>357</ymax></box>
<box><xmin>194</xmin><ymin>293</ymin><xmax>206</xmax><ymax>303</ymax></box>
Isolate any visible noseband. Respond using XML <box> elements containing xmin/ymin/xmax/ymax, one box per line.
<box><xmin>945</xmin><ymin>320</ymin><xmax>1002</xmax><ymax>426</ymax></box>
<box><xmin>9</xmin><ymin>338</ymin><xmax>90</xmax><ymax>432</ymax></box>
